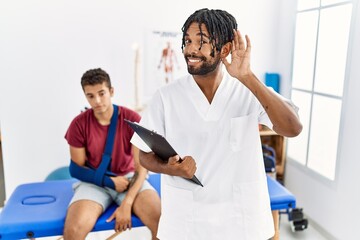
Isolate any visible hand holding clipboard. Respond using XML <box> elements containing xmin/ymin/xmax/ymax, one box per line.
<box><xmin>125</xmin><ymin>119</ymin><xmax>203</xmax><ymax>187</ymax></box>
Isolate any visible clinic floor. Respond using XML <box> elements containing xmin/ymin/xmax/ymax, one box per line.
<box><xmin>1</xmin><ymin>213</ymin><xmax>327</xmax><ymax>240</ymax></box>
<box><xmin>90</xmin><ymin>215</ymin><xmax>330</xmax><ymax>240</ymax></box>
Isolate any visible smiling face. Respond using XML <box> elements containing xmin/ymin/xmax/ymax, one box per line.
<box><xmin>183</xmin><ymin>22</ymin><xmax>221</xmax><ymax>76</ymax></box>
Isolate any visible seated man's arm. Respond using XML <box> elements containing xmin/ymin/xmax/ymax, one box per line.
<box><xmin>106</xmin><ymin>145</ymin><xmax>149</xmax><ymax>230</ymax></box>
<box><xmin>68</xmin><ymin>145</ymin><xmax>116</xmax><ymax>189</ymax></box>
<box><xmin>124</xmin><ymin>145</ymin><xmax>148</xmax><ymax>203</ymax></box>
<box><xmin>70</xmin><ymin>146</ymin><xmax>87</xmax><ymax>167</ymax></box>
<box><xmin>111</xmin><ymin>145</ymin><xmax>148</xmax><ymax>205</ymax></box>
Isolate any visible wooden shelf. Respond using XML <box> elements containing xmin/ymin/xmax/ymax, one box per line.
<box><xmin>260</xmin><ymin>129</ymin><xmax>277</xmax><ymax>136</ymax></box>
<box><xmin>260</xmin><ymin>125</ymin><xmax>286</xmax><ymax>183</ymax></box>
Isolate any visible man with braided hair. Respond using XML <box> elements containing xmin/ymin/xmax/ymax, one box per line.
<box><xmin>131</xmin><ymin>8</ymin><xmax>302</xmax><ymax>240</ymax></box>
<box><xmin>64</xmin><ymin>68</ymin><xmax>160</xmax><ymax>239</ymax></box>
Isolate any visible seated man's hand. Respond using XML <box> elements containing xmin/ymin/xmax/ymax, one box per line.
<box><xmin>106</xmin><ymin>202</ymin><xmax>132</xmax><ymax>232</ymax></box>
<box><xmin>110</xmin><ymin>176</ymin><xmax>130</xmax><ymax>192</ymax></box>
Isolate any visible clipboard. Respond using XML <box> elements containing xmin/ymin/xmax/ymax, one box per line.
<box><xmin>125</xmin><ymin>119</ymin><xmax>203</xmax><ymax>187</ymax></box>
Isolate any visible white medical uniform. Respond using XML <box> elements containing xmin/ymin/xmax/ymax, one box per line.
<box><xmin>131</xmin><ymin>73</ymin><xmax>282</xmax><ymax>240</ymax></box>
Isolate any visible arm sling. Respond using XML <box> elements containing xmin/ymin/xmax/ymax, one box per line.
<box><xmin>69</xmin><ymin>104</ymin><xmax>118</xmax><ymax>189</ymax></box>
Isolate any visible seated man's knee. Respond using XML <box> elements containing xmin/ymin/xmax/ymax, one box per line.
<box><xmin>64</xmin><ymin>201</ymin><xmax>102</xmax><ymax>238</ymax></box>
<box><xmin>64</xmin><ymin>216</ymin><xmax>95</xmax><ymax>240</ymax></box>
<box><xmin>134</xmin><ymin>190</ymin><xmax>161</xmax><ymax>227</ymax></box>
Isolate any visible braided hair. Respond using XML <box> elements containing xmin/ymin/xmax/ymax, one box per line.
<box><xmin>181</xmin><ymin>8</ymin><xmax>238</xmax><ymax>57</ymax></box>
<box><xmin>81</xmin><ymin>68</ymin><xmax>112</xmax><ymax>90</ymax></box>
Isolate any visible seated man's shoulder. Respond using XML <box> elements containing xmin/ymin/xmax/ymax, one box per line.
<box><xmin>119</xmin><ymin>105</ymin><xmax>141</xmax><ymax>121</ymax></box>
<box><xmin>72</xmin><ymin>108</ymin><xmax>92</xmax><ymax>123</ymax></box>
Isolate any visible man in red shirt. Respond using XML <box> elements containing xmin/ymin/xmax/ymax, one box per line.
<box><xmin>64</xmin><ymin>68</ymin><xmax>160</xmax><ymax>240</ymax></box>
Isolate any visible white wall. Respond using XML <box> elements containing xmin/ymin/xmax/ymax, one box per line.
<box><xmin>277</xmin><ymin>1</ymin><xmax>360</xmax><ymax>239</ymax></box>
<box><xmin>0</xmin><ymin>0</ymin><xmax>282</xmax><ymax>198</ymax></box>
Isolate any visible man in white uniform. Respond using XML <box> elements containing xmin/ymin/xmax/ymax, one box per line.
<box><xmin>131</xmin><ymin>8</ymin><xmax>302</xmax><ymax>240</ymax></box>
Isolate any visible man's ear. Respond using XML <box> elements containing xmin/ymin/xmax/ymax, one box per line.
<box><xmin>220</xmin><ymin>42</ymin><xmax>232</xmax><ymax>58</ymax></box>
<box><xmin>110</xmin><ymin>87</ymin><xmax>114</xmax><ymax>96</ymax></box>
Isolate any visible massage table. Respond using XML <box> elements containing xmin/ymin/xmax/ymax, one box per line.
<box><xmin>267</xmin><ymin>175</ymin><xmax>296</xmax><ymax>240</ymax></box>
<box><xmin>0</xmin><ymin>174</ymin><xmax>295</xmax><ymax>240</ymax></box>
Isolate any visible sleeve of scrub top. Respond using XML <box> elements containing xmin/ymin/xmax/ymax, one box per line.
<box><xmin>130</xmin><ymin>90</ymin><xmax>165</xmax><ymax>153</ymax></box>
<box><xmin>257</xmin><ymin>87</ymin><xmax>299</xmax><ymax>129</ymax></box>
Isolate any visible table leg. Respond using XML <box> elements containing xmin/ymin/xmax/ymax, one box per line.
<box><xmin>106</xmin><ymin>231</ymin><xmax>122</xmax><ymax>240</ymax></box>
<box><xmin>272</xmin><ymin>210</ymin><xmax>280</xmax><ymax>240</ymax></box>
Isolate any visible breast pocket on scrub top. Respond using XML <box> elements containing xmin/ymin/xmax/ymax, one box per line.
<box><xmin>230</xmin><ymin>113</ymin><xmax>258</xmax><ymax>152</ymax></box>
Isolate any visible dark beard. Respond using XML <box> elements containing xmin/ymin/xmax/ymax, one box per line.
<box><xmin>186</xmin><ymin>56</ymin><xmax>221</xmax><ymax>75</ymax></box>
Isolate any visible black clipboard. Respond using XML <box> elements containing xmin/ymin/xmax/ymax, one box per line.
<box><xmin>125</xmin><ymin>119</ymin><xmax>203</xmax><ymax>187</ymax></box>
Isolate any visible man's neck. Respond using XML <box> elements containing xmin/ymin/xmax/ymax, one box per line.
<box><xmin>94</xmin><ymin>104</ymin><xmax>114</xmax><ymax>126</ymax></box>
<box><xmin>193</xmin><ymin>66</ymin><xmax>224</xmax><ymax>104</ymax></box>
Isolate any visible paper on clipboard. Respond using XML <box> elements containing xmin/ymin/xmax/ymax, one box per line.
<box><xmin>125</xmin><ymin>119</ymin><xmax>203</xmax><ymax>187</ymax></box>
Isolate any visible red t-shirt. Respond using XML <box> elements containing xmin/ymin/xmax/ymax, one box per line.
<box><xmin>65</xmin><ymin>105</ymin><xmax>141</xmax><ymax>176</ymax></box>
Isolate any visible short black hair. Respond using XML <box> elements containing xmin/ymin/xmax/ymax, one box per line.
<box><xmin>181</xmin><ymin>8</ymin><xmax>238</xmax><ymax>57</ymax></box>
<box><xmin>80</xmin><ymin>68</ymin><xmax>111</xmax><ymax>90</ymax></box>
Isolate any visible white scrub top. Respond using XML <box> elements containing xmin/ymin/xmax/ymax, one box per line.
<box><xmin>131</xmin><ymin>73</ymin><xmax>277</xmax><ymax>240</ymax></box>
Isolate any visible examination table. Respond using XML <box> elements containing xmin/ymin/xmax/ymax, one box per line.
<box><xmin>0</xmin><ymin>174</ymin><xmax>295</xmax><ymax>239</ymax></box>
